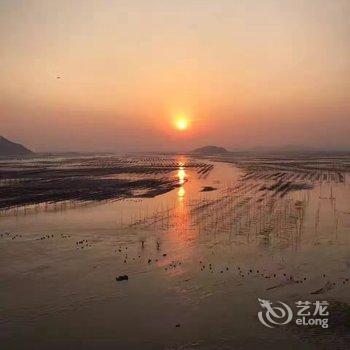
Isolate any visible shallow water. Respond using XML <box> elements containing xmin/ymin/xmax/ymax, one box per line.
<box><xmin>1</xmin><ymin>156</ymin><xmax>349</xmax><ymax>349</ymax></box>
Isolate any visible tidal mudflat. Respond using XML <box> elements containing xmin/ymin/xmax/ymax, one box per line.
<box><xmin>1</xmin><ymin>154</ymin><xmax>350</xmax><ymax>349</ymax></box>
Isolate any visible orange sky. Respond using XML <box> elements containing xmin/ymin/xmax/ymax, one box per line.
<box><xmin>1</xmin><ymin>0</ymin><xmax>349</xmax><ymax>152</ymax></box>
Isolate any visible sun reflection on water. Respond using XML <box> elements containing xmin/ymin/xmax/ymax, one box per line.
<box><xmin>177</xmin><ymin>167</ymin><xmax>186</xmax><ymax>185</ymax></box>
<box><xmin>178</xmin><ymin>186</ymin><xmax>186</xmax><ymax>198</ymax></box>
<box><xmin>166</xmin><ymin>159</ymin><xmax>194</xmax><ymax>254</ymax></box>
<box><xmin>177</xmin><ymin>164</ymin><xmax>187</xmax><ymax>198</ymax></box>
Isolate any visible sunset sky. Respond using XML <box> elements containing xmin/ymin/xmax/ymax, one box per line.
<box><xmin>1</xmin><ymin>0</ymin><xmax>349</xmax><ymax>152</ymax></box>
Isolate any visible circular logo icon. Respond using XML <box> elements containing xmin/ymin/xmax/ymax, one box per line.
<box><xmin>258</xmin><ymin>298</ymin><xmax>293</xmax><ymax>328</ymax></box>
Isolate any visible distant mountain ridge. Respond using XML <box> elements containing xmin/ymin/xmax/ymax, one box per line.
<box><xmin>0</xmin><ymin>136</ymin><xmax>34</xmax><ymax>156</ymax></box>
<box><xmin>191</xmin><ymin>145</ymin><xmax>228</xmax><ymax>155</ymax></box>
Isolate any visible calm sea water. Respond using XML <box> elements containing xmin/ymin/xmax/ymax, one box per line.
<box><xmin>1</xmin><ymin>156</ymin><xmax>349</xmax><ymax>349</ymax></box>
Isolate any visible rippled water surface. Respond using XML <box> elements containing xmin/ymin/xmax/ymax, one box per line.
<box><xmin>1</xmin><ymin>155</ymin><xmax>349</xmax><ymax>349</ymax></box>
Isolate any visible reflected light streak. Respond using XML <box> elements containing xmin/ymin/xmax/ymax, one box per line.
<box><xmin>178</xmin><ymin>186</ymin><xmax>186</xmax><ymax>198</ymax></box>
<box><xmin>177</xmin><ymin>167</ymin><xmax>186</xmax><ymax>185</ymax></box>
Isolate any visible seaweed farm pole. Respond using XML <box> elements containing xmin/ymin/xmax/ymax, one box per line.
<box><xmin>161</xmin><ymin>202</ymin><xmax>164</xmax><ymax>226</ymax></box>
<box><xmin>315</xmin><ymin>203</ymin><xmax>320</xmax><ymax>236</ymax></box>
<box><xmin>259</xmin><ymin>205</ymin><xmax>262</xmax><ymax>234</ymax></box>
<box><xmin>334</xmin><ymin>213</ymin><xmax>339</xmax><ymax>239</ymax></box>
<box><xmin>166</xmin><ymin>203</ymin><xmax>171</xmax><ymax>228</ymax></box>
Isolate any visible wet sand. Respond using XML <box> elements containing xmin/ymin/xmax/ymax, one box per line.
<box><xmin>0</xmin><ymin>155</ymin><xmax>349</xmax><ymax>349</ymax></box>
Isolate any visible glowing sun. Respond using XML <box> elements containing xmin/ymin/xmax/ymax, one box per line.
<box><xmin>174</xmin><ymin>116</ymin><xmax>189</xmax><ymax>131</ymax></box>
